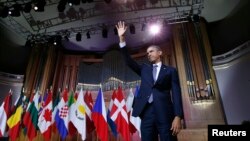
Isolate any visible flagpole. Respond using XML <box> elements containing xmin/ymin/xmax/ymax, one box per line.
<box><xmin>22</xmin><ymin>88</ymin><xmax>28</xmax><ymax>141</ymax></box>
<box><xmin>77</xmin><ymin>133</ymin><xmax>79</xmax><ymax>141</ymax></box>
<box><xmin>25</xmin><ymin>130</ymin><xmax>28</xmax><ymax>141</ymax></box>
<box><xmin>37</xmin><ymin>88</ymin><xmax>41</xmax><ymax>141</ymax></box>
<box><xmin>49</xmin><ymin>85</ymin><xmax>53</xmax><ymax>141</ymax></box>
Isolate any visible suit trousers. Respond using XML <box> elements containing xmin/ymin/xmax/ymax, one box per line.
<box><xmin>140</xmin><ymin>102</ymin><xmax>178</xmax><ymax>141</ymax></box>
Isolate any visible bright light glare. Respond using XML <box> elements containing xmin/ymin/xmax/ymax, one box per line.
<box><xmin>150</xmin><ymin>24</ymin><xmax>161</xmax><ymax>35</ymax></box>
<box><xmin>34</xmin><ymin>6</ymin><xmax>38</xmax><ymax>11</ymax></box>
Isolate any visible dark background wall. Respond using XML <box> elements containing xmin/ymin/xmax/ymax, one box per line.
<box><xmin>0</xmin><ymin>25</ymin><xmax>31</xmax><ymax>75</ymax></box>
<box><xmin>207</xmin><ymin>0</ymin><xmax>250</xmax><ymax>56</ymax></box>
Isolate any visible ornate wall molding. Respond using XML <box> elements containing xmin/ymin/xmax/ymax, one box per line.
<box><xmin>212</xmin><ymin>40</ymin><xmax>250</xmax><ymax>68</ymax></box>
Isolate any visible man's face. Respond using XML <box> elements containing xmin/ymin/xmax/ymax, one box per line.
<box><xmin>147</xmin><ymin>46</ymin><xmax>162</xmax><ymax>63</ymax></box>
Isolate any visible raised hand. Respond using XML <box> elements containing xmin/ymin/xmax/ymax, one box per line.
<box><xmin>115</xmin><ymin>21</ymin><xmax>127</xmax><ymax>37</ymax></box>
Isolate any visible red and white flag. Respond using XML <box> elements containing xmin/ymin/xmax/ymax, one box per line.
<box><xmin>84</xmin><ymin>90</ymin><xmax>95</xmax><ymax>133</ymax></box>
<box><xmin>0</xmin><ymin>90</ymin><xmax>12</xmax><ymax>137</ymax></box>
<box><xmin>110</xmin><ymin>87</ymin><xmax>130</xmax><ymax>141</ymax></box>
<box><xmin>38</xmin><ymin>89</ymin><xmax>53</xmax><ymax>141</ymax></box>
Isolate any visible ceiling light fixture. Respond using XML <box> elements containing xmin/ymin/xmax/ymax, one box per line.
<box><xmin>9</xmin><ymin>4</ymin><xmax>21</xmax><ymax>17</ymax></box>
<box><xmin>86</xmin><ymin>31</ymin><xmax>90</xmax><ymax>39</ymax></box>
<box><xmin>34</xmin><ymin>0</ymin><xmax>46</xmax><ymax>12</ymax></box>
<box><xmin>64</xmin><ymin>35</ymin><xmax>69</xmax><ymax>41</ymax></box>
<box><xmin>76</xmin><ymin>32</ymin><xmax>82</xmax><ymax>41</ymax></box>
<box><xmin>102</xmin><ymin>28</ymin><xmax>108</xmax><ymax>38</ymax></box>
<box><xmin>1</xmin><ymin>6</ymin><xmax>9</xmax><ymax>18</ymax></box>
<box><xmin>192</xmin><ymin>14</ymin><xmax>200</xmax><ymax>23</ymax></box>
<box><xmin>58</xmin><ymin>0</ymin><xmax>67</xmax><ymax>12</ymax></box>
<box><xmin>141</xmin><ymin>23</ymin><xmax>146</xmax><ymax>31</ymax></box>
<box><xmin>129</xmin><ymin>24</ymin><xmax>135</xmax><ymax>34</ymax></box>
<box><xmin>53</xmin><ymin>35</ymin><xmax>62</xmax><ymax>45</ymax></box>
<box><xmin>23</xmin><ymin>2</ymin><xmax>32</xmax><ymax>13</ymax></box>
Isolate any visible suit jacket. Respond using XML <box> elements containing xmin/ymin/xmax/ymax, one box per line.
<box><xmin>121</xmin><ymin>46</ymin><xmax>183</xmax><ymax>120</ymax></box>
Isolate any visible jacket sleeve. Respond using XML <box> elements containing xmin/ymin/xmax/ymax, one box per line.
<box><xmin>120</xmin><ymin>46</ymin><xmax>142</xmax><ymax>76</ymax></box>
<box><xmin>171</xmin><ymin>68</ymin><xmax>184</xmax><ymax>119</ymax></box>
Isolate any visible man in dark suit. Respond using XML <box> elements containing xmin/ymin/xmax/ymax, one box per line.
<box><xmin>116</xmin><ymin>21</ymin><xmax>184</xmax><ymax>141</ymax></box>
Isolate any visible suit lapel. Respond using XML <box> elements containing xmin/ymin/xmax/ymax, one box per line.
<box><xmin>155</xmin><ymin>65</ymin><xmax>168</xmax><ymax>84</ymax></box>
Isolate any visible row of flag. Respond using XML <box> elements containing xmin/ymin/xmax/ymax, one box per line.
<box><xmin>0</xmin><ymin>86</ymin><xmax>141</xmax><ymax>141</ymax></box>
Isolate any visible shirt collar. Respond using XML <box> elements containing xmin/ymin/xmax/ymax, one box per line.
<box><xmin>153</xmin><ymin>62</ymin><xmax>162</xmax><ymax>68</ymax></box>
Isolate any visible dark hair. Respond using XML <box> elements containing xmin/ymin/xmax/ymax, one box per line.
<box><xmin>147</xmin><ymin>45</ymin><xmax>162</xmax><ymax>51</ymax></box>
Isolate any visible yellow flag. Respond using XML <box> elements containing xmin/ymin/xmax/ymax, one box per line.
<box><xmin>7</xmin><ymin>106</ymin><xmax>23</xmax><ymax>128</ymax></box>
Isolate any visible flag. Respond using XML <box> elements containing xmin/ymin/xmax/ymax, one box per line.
<box><xmin>70</xmin><ymin>88</ymin><xmax>86</xmax><ymax>140</ymax></box>
<box><xmin>22</xmin><ymin>91</ymin><xmax>40</xmax><ymax>141</ymax></box>
<box><xmin>55</xmin><ymin>88</ymin><xmax>69</xmax><ymax>139</ymax></box>
<box><xmin>67</xmin><ymin>91</ymin><xmax>77</xmax><ymax>136</ymax></box>
<box><xmin>107</xmin><ymin>90</ymin><xmax>118</xmax><ymax>137</ymax></box>
<box><xmin>25</xmin><ymin>92</ymin><xmax>35</xmax><ymax>113</ymax></box>
<box><xmin>22</xmin><ymin>92</ymin><xmax>33</xmax><ymax>135</ymax></box>
<box><xmin>84</xmin><ymin>91</ymin><xmax>95</xmax><ymax>134</ymax></box>
<box><xmin>74</xmin><ymin>91</ymin><xmax>78</xmax><ymax>100</ymax></box>
<box><xmin>38</xmin><ymin>90</ymin><xmax>49</xmax><ymax>115</ymax></box>
<box><xmin>110</xmin><ymin>86</ymin><xmax>130</xmax><ymax>141</ymax></box>
<box><xmin>52</xmin><ymin>89</ymin><xmax>61</xmax><ymax>133</ymax></box>
<box><xmin>7</xmin><ymin>91</ymin><xmax>25</xmax><ymax>141</ymax></box>
<box><xmin>126</xmin><ymin>86</ymin><xmax>141</xmax><ymax>137</ymax></box>
<box><xmin>92</xmin><ymin>88</ymin><xmax>108</xmax><ymax>141</ymax></box>
<box><xmin>126</xmin><ymin>88</ymin><xmax>137</xmax><ymax>134</ymax></box>
<box><xmin>38</xmin><ymin>89</ymin><xmax>53</xmax><ymax>141</ymax></box>
<box><xmin>0</xmin><ymin>90</ymin><xmax>12</xmax><ymax>137</ymax></box>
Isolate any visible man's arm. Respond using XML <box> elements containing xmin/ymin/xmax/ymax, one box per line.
<box><xmin>116</xmin><ymin>21</ymin><xmax>142</xmax><ymax>75</ymax></box>
<box><xmin>170</xmin><ymin>68</ymin><xmax>184</xmax><ymax>136</ymax></box>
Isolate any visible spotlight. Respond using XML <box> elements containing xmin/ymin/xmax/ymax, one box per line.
<box><xmin>1</xmin><ymin>6</ymin><xmax>9</xmax><ymax>18</ymax></box>
<box><xmin>64</xmin><ymin>35</ymin><xmax>69</xmax><ymax>41</ymax></box>
<box><xmin>9</xmin><ymin>4</ymin><xmax>21</xmax><ymax>17</ymax></box>
<box><xmin>102</xmin><ymin>28</ymin><xmax>108</xmax><ymax>38</ymax></box>
<box><xmin>76</xmin><ymin>32</ymin><xmax>82</xmax><ymax>41</ymax></box>
<box><xmin>34</xmin><ymin>0</ymin><xmax>46</xmax><ymax>12</ymax></box>
<box><xmin>149</xmin><ymin>24</ymin><xmax>160</xmax><ymax>35</ymax></box>
<box><xmin>192</xmin><ymin>14</ymin><xmax>200</xmax><ymax>23</ymax></box>
<box><xmin>141</xmin><ymin>23</ymin><xmax>146</xmax><ymax>31</ymax></box>
<box><xmin>23</xmin><ymin>2</ymin><xmax>32</xmax><ymax>13</ymax></box>
<box><xmin>68</xmin><ymin>0</ymin><xmax>74</xmax><ymax>6</ymax></box>
<box><xmin>57</xmin><ymin>1</ymin><xmax>67</xmax><ymax>12</ymax></box>
<box><xmin>54</xmin><ymin>35</ymin><xmax>62</xmax><ymax>45</ymax></box>
<box><xmin>187</xmin><ymin>15</ymin><xmax>192</xmax><ymax>22</ymax></box>
<box><xmin>129</xmin><ymin>24</ymin><xmax>135</xmax><ymax>34</ymax></box>
<box><xmin>48</xmin><ymin>36</ymin><xmax>54</xmax><ymax>44</ymax></box>
<box><xmin>86</xmin><ymin>31</ymin><xmax>90</xmax><ymax>39</ymax></box>
<box><xmin>114</xmin><ymin>27</ymin><xmax>118</xmax><ymax>35</ymax></box>
<box><xmin>53</xmin><ymin>40</ymin><xmax>57</xmax><ymax>45</ymax></box>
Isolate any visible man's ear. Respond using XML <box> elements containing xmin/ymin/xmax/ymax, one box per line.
<box><xmin>159</xmin><ymin>50</ymin><xmax>163</xmax><ymax>56</ymax></box>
